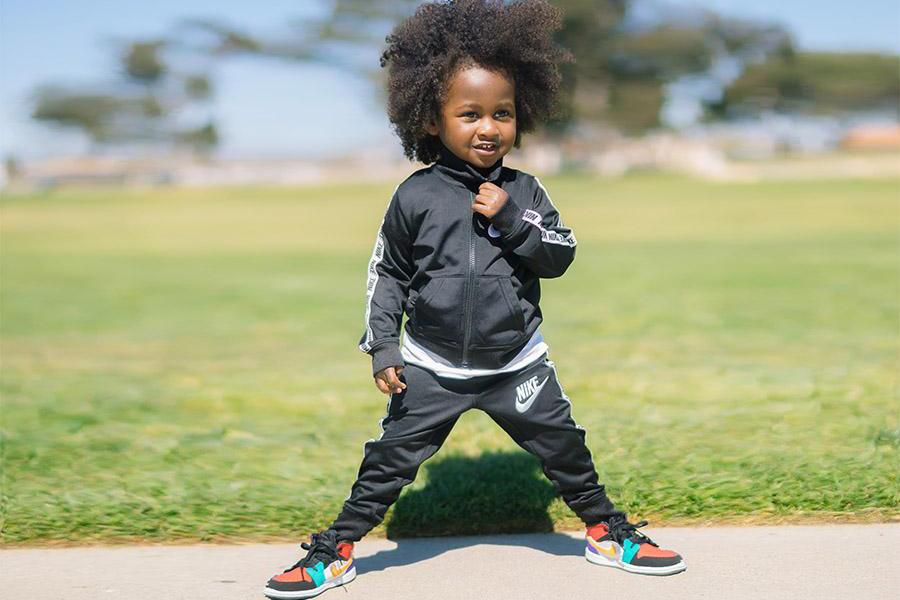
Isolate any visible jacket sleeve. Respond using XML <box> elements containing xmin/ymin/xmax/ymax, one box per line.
<box><xmin>358</xmin><ymin>187</ymin><xmax>415</xmax><ymax>376</ymax></box>
<box><xmin>488</xmin><ymin>176</ymin><xmax>577</xmax><ymax>278</ymax></box>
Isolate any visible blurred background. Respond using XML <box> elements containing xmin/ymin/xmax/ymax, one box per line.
<box><xmin>2</xmin><ymin>0</ymin><xmax>898</xmax><ymax>185</ymax></box>
<box><xmin>1</xmin><ymin>1</ymin><xmax>898</xmax><ymax>544</ymax></box>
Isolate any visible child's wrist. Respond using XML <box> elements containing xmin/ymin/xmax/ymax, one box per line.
<box><xmin>490</xmin><ymin>196</ymin><xmax>525</xmax><ymax>235</ymax></box>
<box><xmin>371</xmin><ymin>344</ymin><xmax>404</xmax><ymax>377</ymax></box>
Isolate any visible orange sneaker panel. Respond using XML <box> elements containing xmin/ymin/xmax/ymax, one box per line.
<box><xmin>337</xmin><ymin>542</ymin><xmax>354</xmax><ymax>560</ymax></box>
<box><xmin>586</xmin><ymin>524</ymin><xmax>609</xmax><ymax>540</ymax></box>
<box><xmin>273</xmin><ymin>567</ymin><xmax>311</xmax><ymax>583</ymax></box>
<box><xmin>636</xmin><ymin>544</ymin><xmax>678</xmax><ymax>558</ymax></box>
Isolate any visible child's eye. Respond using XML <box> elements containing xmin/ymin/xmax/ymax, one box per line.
<box><xmin>495</xmin><ymin>110</ymin><xmax>512</xmax><ymax>118</ymax></box>
<box><xmin>462</xmin><ymin>111</ymin><xmax>478</xmax><ymax>119</ymax></box>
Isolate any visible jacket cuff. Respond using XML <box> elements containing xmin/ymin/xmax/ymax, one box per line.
<box><xmin>490</xmin><ymin>196</ymin><xmax>527</xmax><ymax>238</ymax></box>
<box><xmin>371</xmin><ymin>344</ymin><xmax>404</xmax><ymax>377</ymax></box>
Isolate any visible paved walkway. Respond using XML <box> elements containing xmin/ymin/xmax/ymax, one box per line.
<box><xmin>4</xmin><ymin>524</ymin><xmax>898</xmax><ymax>599</ymax></box>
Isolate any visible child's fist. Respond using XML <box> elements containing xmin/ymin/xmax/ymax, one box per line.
<box><xmin>374</xmin><ymin>365</ymin><xmax>407</xmax><ymax>395</ymax></box>
<box><xmin>472</xmin><ymin>182</ymin><xmax>508</xmax><ymax>218</ymax></box>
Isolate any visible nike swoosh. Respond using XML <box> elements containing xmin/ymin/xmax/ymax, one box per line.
<box><xmin>587</xmin><ymin>536</ymin><xmax>618</xmax><ymax>558</ymax></box>
<box><xmin>515</xmin><ymin>376</ymin><xmax>549</xmax><ymax>413</ymax></box>
<box><xmin>330</xmin><ymin>557</ymin><xmax>353</xmax><ymax>577</ymax></box>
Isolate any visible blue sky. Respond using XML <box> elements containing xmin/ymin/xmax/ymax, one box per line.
<box><xmin>2</xmin><ymin>0</ymin><xmax>898</xmax><ymax>160</ymax></box>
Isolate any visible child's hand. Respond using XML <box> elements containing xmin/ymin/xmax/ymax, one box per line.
<box><xmin>374</xmin><ymin>366</ymin><xmax>407</xmax><ymax>395</ymax></box>
<box><xmin>472</xmin><ymin>182</ymin><xmax>509</xmax><ymax>219</ymax></box>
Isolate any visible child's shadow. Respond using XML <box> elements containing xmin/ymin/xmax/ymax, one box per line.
<box><xmin>355</xmin><ymin>451</ymin><xmax>583</xmax><ymax>575</ymax></box>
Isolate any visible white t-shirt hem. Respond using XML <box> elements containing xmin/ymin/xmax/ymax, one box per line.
<box><xmin>400</xmin><ymin>328</ymin><xmax>548</xmax><ymax>379</ymax></box>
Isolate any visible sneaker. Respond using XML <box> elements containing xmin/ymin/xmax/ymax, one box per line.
<box><xmin>264</xmin><ymin>530</ymin><xmax>356</xmax><ymax>599</ymax></box>
<box><xmin>585</xmin><ymin>516</ymin><xmax>686</xmax><ymax>576</ymax></box>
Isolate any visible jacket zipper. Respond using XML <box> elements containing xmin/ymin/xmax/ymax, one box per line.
<box><xmin>461</xmin><ymin>191</ymin><xmax>477</xmax><ymax>366</ymax></box>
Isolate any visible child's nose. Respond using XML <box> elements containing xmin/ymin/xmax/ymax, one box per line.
<box><xmin>477</xmin><ymin>118</ymin><xmax>498</xmax><ymax>136</ymax></box>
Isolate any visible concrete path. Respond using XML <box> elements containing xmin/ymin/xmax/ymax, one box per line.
<box><xmin>3</xmin><ymin>524</ymin><xmax>898</xmax><ymax>600</ymax></box>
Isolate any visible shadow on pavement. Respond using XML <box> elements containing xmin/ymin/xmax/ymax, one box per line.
<box><xmin>357</xmin><ymin>451</ymin><xmax>582</xmax><ymax>574</ymax></box>
<box><xmin>355</xmin><ymin>532</ymin><xmax>583</xmax><ymax>575</ymax></box>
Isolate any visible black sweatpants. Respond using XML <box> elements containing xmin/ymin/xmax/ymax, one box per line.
<box><xmin>330</xmin><ymin>353</ymin><xmax>625</xmax><ymax>542</ymax></box>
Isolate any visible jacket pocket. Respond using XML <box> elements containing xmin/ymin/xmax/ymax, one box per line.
<box><xmin>471</xmin><ymin>276</ymin><xmax>526</xmax><ymax>348</ymax></box>
<box><xmin>411</xmin><ymin>276</ymin><xmax>464</xmax><ymax>343</ymax></box>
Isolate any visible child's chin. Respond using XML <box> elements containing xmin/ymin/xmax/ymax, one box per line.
<box><xmin>470</xmin><ymin>150</ymin><xmax>505</xmax><ymax>167</ymax></box>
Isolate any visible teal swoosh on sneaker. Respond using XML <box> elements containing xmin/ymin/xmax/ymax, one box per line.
<box><xmin>308</xmin><ymin>562</ymin><xmax>326</xmax><ymax>586</ymax></box>
<box><xmin>622</xmin><ymin>539</ymin><xmax>640</xmax><ymax>564</ymax></box>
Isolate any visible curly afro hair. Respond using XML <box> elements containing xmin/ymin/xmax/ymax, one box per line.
<box><xmin>380</xmin><ymin>0</ymin><xmax>573</xmax><ymax>164</ymax></box>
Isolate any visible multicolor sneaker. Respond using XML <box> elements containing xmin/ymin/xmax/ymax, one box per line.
<box><xmin>585</xmin><ymin>516</ymin><xmax>686</xmax><ymax>576</ymax></box>
<box><xmin>264</xmin><ymin>530</ymin><xmax>356</xmax><ymax>599</ymax></box>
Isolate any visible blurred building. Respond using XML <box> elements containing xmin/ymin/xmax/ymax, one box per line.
<box><xmin>4</xmin><ymin>118</ymin><xmax>899</xmax><ymax>191</ymax></box>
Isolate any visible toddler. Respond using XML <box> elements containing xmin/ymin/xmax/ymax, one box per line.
<box><xmin>265</xmin><ymin>1</ymin><xmax>685</xmax><ymax>597</ymax></box>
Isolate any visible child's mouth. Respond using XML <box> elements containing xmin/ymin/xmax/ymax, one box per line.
<box><xmin>473</xmin><ymin>142</ymin><xmax>498</xmax><ymax>154</ymax></box>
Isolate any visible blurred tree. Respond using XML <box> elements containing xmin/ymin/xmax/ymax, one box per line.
<box><xmin>550</xmin><ymin>2</ymin><xmax>793</xmax><ymax>132</ymax></box>
<box><xmin>175</xmin><ymin>122</ymin><xmax>219</xmax><ymax>157</ymax></box>
<box><xmin>4</xmin><ymin>155</ymin><xmax>23</xmax><ymax>183</ymax></box>
<box><xmin>179</xmin><ymin>0</ymin><xmax>421</xmax><ymax>75</ymax></box>
<box><xmin>31</xmin><ymin>39</ymin><xmax>217</xmax><ymax>155</ymax></box>
<box><xmin>184</xmin><ymin>74</ymin><xmax>213</xmax><ymax>101</ymax></box>
<box><xmin>36</xmin><ymin>2</ymin><xmax>886</xmax><ymax>153</ymax></box>
<box><xmin>32</xmin><ymin>90</ymin><xmax>128</xmax><ymax>143</ymax></box>
<box><xmin>124</xmin><ymin>41</ymin><xmax>167</xmax><ymax>83</ymax></box>
<box><xmin>709</xmin><ymin>52</ymin><xmax>900</xmax><ymax>118</ymax></box>
<box><xmin>182</xmin><ymin>0</ymin><xmax>792</xmax><ymax>135</ymax></box>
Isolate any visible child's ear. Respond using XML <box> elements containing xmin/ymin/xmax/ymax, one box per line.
<box><xmin>424</xmin><ymin>119</ymin><xmax>439</xmax><ymax>136</ymax></box>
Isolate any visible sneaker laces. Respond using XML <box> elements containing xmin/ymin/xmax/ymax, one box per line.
<box><xmin>607</xmin><ymin>515</ymin><xmax>659</xmax><ymax>548</ymax></box>
<box><xmin>285</xmin><ymin>530</ymin><xmax>342</xmax><ymax>572</ymax></box>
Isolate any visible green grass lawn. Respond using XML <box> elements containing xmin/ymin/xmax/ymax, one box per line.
<box><xmin>1</xmin><ymin>173</ymin><xmax>898</xmax><ymax>544</ymax></box>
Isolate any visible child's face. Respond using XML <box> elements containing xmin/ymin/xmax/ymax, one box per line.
<box><xmin>425</xmin><ymin>65</ymin><xmax>516</xmax><ymax>169</ymax></box>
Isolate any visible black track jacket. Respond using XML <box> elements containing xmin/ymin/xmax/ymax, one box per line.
<box><xmin>358</xmin><ymin>143</ymin><xmax>577</xmax><ymax>376</ymax></box>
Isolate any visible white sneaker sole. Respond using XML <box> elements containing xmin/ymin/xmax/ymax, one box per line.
<box><xmin>585</xmin><ymin>548</ymin><xmax>686</xmax><ymax>576</ymax></box>
<box><xmin>264</xmin><ymin>567</ymin><xmax>357</xmax><ymax>599</ymax></box>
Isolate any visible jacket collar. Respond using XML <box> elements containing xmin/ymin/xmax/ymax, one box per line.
<box><xmin>434</xmin><ymin>140</ymin><xmax>504</xmax><ymax>189</ymax></box>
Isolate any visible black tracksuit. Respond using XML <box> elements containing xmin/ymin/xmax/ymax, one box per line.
<box><xmin>330</xmin><ymin>143</ymin><xmax>624</xmax><ymax>542</ymax></box>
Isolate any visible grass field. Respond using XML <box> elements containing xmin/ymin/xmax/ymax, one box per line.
<box><xmin>1</xmin><ymin>173</ymin><xmax>898</xmax><ymax>545</ymax></box>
